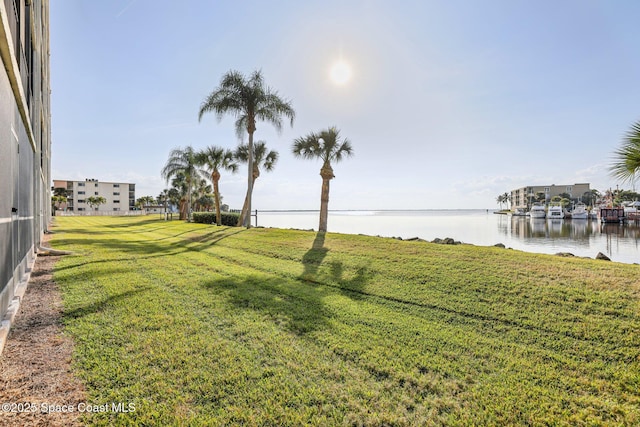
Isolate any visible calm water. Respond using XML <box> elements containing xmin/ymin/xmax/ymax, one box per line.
<box><xmin>255</xmin><ymin>209</ymin><xmax>640</xmax><ymax>264</ymax></box>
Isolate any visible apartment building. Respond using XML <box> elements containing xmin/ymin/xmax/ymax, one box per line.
<box><xmin>53</xmin><ymin>179</ymin><xmax>136</xmax><ymax>212</ymax></box>
<box><xmin>510</xmin><ymin>183</ymin><xmax>591</xmax><ymax>210</ymax></box>
<box><xmin>0</xmin><ymin>1</ymin><xmax>51</xmax><ymax>341</ymax></box>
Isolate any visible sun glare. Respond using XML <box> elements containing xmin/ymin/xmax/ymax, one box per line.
<box><xmin>330</xmin><ymin>61</ymin><xmax>352</xmax><ymax>85</ymax></box>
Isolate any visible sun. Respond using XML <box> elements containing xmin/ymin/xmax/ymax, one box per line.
<box><xmin>329</xmin><ymin>61</ymin><xmax>352</xmax><ymax>85</ymax></box>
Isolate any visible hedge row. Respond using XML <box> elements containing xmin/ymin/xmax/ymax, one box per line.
<box><xmin>192</xmin><ymin>212</ymin><xmax>240</xmax><ymax>226</ymax></box>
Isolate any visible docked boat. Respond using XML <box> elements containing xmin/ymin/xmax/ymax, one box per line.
<box><xmin>624</xmin><ymin>202</ymin><xmax>640</xmax><ymax>221</ymax></box>
<box><xmin>529</xmin><ymin>203</ymin><xmax>546</xmax><ymax>219</ymax></box>
<box><xmin>548</xmin><ymin>204</ymin><xmax>564</xmax><ymax>219</ymax></box>
<box><xmin>570</xmin><ymin>202</ymin><xmax>588</xmax><ymax>220</ymax></box>
<box><xmin>510</xmin><ymin>208</ymin><xmax>527</xmax><ymax>217</ymax></box>
<box><xmin>598</xmin><ymin>207</ymin><xmax>625</xmax><ymax>223</ymax></box>
<box><xmin>627</xmin><ymin>209</ymin><xmax>640</xmax><ymax>221</ymax></box>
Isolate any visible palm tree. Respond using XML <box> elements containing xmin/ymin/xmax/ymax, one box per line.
<box><xmin>169</xmin><ymin>173</ymin><xmax>189</xmax><ymax>219</ymax></box>
<box><xmin>610</xmin><ymin>120</ymin><xmax>640</xmax><ymax>189</ymax></box>
<box><xmin>136</xmin><ymin>196</ymin><xmax>156</xmax><ymax>210</ymax></box>
<box><xmin>161</xmin><ymin>146</ymin><xmax>198</xmax><ymax>221</ymax></box>
<box><xmin>51</xmin><ymin>187</ymin><xmax>68</xmax><ymax>214</ymax></box>
<box><xmin>198</xmin><ymin>69</ymin><xmax>295</xmax><ymax>228</ymax></box>
<box><xmin>85</xmin><ymin>196</ymin><xmax>106</xmax><ymax>211</ymax></box>
<box><xmin>192</xmin><ymin>179</ymin><xmax>214</xmax><ymax>212</ymax></box>
<box><xmin>234</xmin><ymin>141</ymin><xmax>279</xmax><ymax>226</ymax></box>
<box><xmin>196</xmin><ymin>146</ymin><xmax>238</xmax><ymax>225</ymax></box>
<box><xmin>292</xmin><ymin>127</ymin><xmax>354</xmax><ymax>232</ymax></box>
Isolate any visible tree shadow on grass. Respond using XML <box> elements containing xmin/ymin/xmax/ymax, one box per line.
<box><xmin>301</xmin><ymin>232</ymin><xmax>328</xmax><ymax>280</ymax></box>
<box><xmin>64</xmin><ymin>286</ymin><xmax>152</xmax><ymax>320</ymax></box>
<box><xmin>299</xmin><ymin>232</ymin><xmax>372</xmax><ymax>300</ymax></box>
<box><xmin>53</xmin><ymin>228</ymin><xmax>245</xmax><ymax>272</ymax></box>
<box><xmin>103</xmin><ymin>217</ymin><xmax>163</xmax><ymax>229</ymax></box>
<box><xmin>202</xmin><ymin>275</ymin><xmax>332</xmax><ymax>335</ymax></box>
<box><xmin>199</xmin><ymin>232</ymin><xmax>375</xmax><ymax>336</ymax></box>
<box><xmin>326</xmin><ymin>261</ymin><xmax>372</xmax><ymax>301</ymax></box>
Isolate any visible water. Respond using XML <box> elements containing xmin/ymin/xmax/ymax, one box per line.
<box><xmin>255</xmin><ymin>210</ymin><xmax>640</xmax><ymax>264</ymax></box>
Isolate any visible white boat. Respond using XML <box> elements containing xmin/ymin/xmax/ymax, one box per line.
<box><xmin>548</xmin><ymin>204</ymin><xmax>564</xmax><ymax>219</ymax></box>
<box><xmin>510</xmin><ymin>208</ymin><xmax>527</xmax><ymax>217</ymax></box>
<box><xmin>570</xmin><ymin>202</ymin><xmax>588</xmax><ymax>220</ymax></box>
<box><xmin>529</xmin><ymin>203</ymin><xmax>546</xmax><ymax>219</ymax></box>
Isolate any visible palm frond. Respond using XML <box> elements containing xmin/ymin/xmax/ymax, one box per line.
<box><xmin>235</xmin><ymin>141</ymin><xmax>278</xmax><ymax>172</ymax></box>
<box><xmin>291</xmin><ymin>127</ymin><xmax>354</xmax><ymax>164</ymax></box>
<box><xmin>610</xmin><ymin>120</ymin><xmax>640</xmax><ymax>183</ymax></box>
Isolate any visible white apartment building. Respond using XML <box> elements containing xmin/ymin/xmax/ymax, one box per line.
<box><xmin>510</xmin><ymin>183</ymin><xmax>591</xmax><ymax>210</ymax></box>
<box><xmin>53</xmin><ymin>179</ymin><xmax>136</xmax><ymax>212</ymax></box>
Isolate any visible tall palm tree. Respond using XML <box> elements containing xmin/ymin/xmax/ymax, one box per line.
<box><xmin>234</xmin><ymin>141</ymin><xmax>279</xmax><ymax>226</ymax></box>
<box><xmin>610</xmin><ymin>120</ymin><xmax>640</xmax><ymax>188</ymax></box>
<box><xmin>161</xmin><ymin>146</ymin><xmax>198</xmax><ymax>221</ymax></box>
<box><xmin>292</xmin><ymin>126</ymin><xmax>354</xmax><ymax>232</ymax></box>
<box><xmin>196</xmin><ymin>146</ymin><xmax>238</xmax><ymax>225</ymax></box>
<box><xmin>198</xmin><ymin>69</ymin><xmax>295</xmax><ymax>228</ymax></box>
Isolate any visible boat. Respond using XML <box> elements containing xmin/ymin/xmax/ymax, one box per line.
<box><xmin>627</xmin><ymin>209</ymin><xmax>640</xmax><ymax>221</ymax></box>
<box><xmin>624</xmin><ymin>202</ymin><xmax>640</xmax><ymax>221</ymax></box>
<box><xmin>548</xmin><ymin>204</ymin><xmax>564</xmax><ymax>219</ymax></box>
<box><xmin>509</xmin><ymin>208</ymin><xmax>527</xmax><ymax>217</ymax></box>
<box><xmin>570</xmin><ymin>202</ymin><xmax>588</xmax><ymax>220</ymax></box>
<box><xmin>529</xmin><ymin>203</ymin><xmax>546</xmax><ymax>219</ymax></box>
<box><xmin>598</xmin><ymin>207</ymin><xmax>625</xmax><ymax>223</ymax></box>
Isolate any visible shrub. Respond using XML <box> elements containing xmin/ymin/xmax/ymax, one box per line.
<box><xmin>192</xmin><ymin>212</ymin><xmax>240</xmax><ymax>226</ymax></box>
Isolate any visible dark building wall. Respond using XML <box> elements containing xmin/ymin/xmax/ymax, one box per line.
<box><xmin>0</xmin><ymin>0</ymin><xmax>51</xmax><ymax>321</ymax></box>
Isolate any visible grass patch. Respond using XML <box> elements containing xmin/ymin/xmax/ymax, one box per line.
<box><xmin>51</xmin><ymin>216</ymin><xmax>640</xmax><ymax>425</ymax></box>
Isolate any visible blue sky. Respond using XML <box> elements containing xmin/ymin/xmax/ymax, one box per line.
<box><xmin>50</xmin><ymin>0</ymin><xmax>640</xmax><ymax>210</ymax></box>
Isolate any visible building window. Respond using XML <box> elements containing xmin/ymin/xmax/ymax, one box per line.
<box><xmin>113</xmin><ymin>184</ymin><xmax>120</xmax><ymax>188</ymax></box>
<box><xmin>544</xmin><ymin>187</ymin><xmax>550</xmax><ymax>193</ymax></box>
<box><xmin>78</xmin><ymin>182</ymin><xmax>85</xmax><ymax>187</ymax></box>
<box><xmin>78</xmin><ymin>191</ymin><xmax>85</xmax><ymax>195</ymax></box>
<box><xmin>566</xmin><ymin>186</ymin><xmax>572</xmax><ymax>192</ymax></box>
<box><xmin>114</xmin><ymin>200</ymin><xmax>120</xmax><ymax>203</ymax></box>
<box><xmin>78</xmin><ymin>208</ymin><xmax>85</xmax><ymax>211</ymax></box>
<box><xmin>113</xmin><ymin>192</ymin><xmax>120</xmax><ymax>196</ymax></box>
<box><xmin>113</xmin><ymin>208</ymin><xmax>120</xmax><ymax>211</ymax></box>
<box><xmin>95</xmin><ymin>192</ymin><xmax>99</xmax><ymax>195</ymax></box>
<box><xmin>95</xmin><ymin>183</ymin><xmax>99</xmax><ymax>187</ymax></box>
<box><xmin>78</xmin><ymin>199</ymin><xmax>85</xmax><ymax>203</ymax></box>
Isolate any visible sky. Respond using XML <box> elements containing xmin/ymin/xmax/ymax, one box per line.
<box><xmin>50</xmin><ymin>0</ymin><xmax>640</xmax><ymax>210</ymax></box>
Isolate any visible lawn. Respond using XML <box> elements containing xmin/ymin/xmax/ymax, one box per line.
<box><xmin>51</xmin><ymin>216</ymin><xmax>640</xmax><ymax>426</ymax></box>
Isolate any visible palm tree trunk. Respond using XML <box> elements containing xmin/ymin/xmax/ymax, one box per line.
<box><xmin>237</xmin><ymin>192</ymin><xmax>250</xmax><ymax>227</ymax></box>
<box><xmin>214</xmin><ymin>180</ymin><xmax>222</xmax><ymax>226</ymax></box>
<box><xmin>187</xmin><ymin>178</ymin><xmax>192</xmax><ymax>222</ymax></box>
<box><xmin>245</xmin><ymin>130</ymin><xmax>254</xmax><ymax>228</ymax></box>
<box><xmin>237</xmin><ymin>176</ymin><xmax>257</xmax><ymax>226</ymax></box>
<box><xmin>212</xmin><ymin>170</ymin><xmax>222</xmax><ymax>226</ymax></box>
<box><xmin>179</xmin><ymin>198</ymin><xmax>188</xmax><ymax>220</ymax></box>
<box><xmin>319</xmin><ymin>164</ymin><xmax>334</xmax><ymax>232</ymax></box>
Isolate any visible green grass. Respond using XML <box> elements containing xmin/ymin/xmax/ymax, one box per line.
<box><xmin>51</xmin><ymin>216</ymin><xmax>640</xmax><ymax>426</ymax></box>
